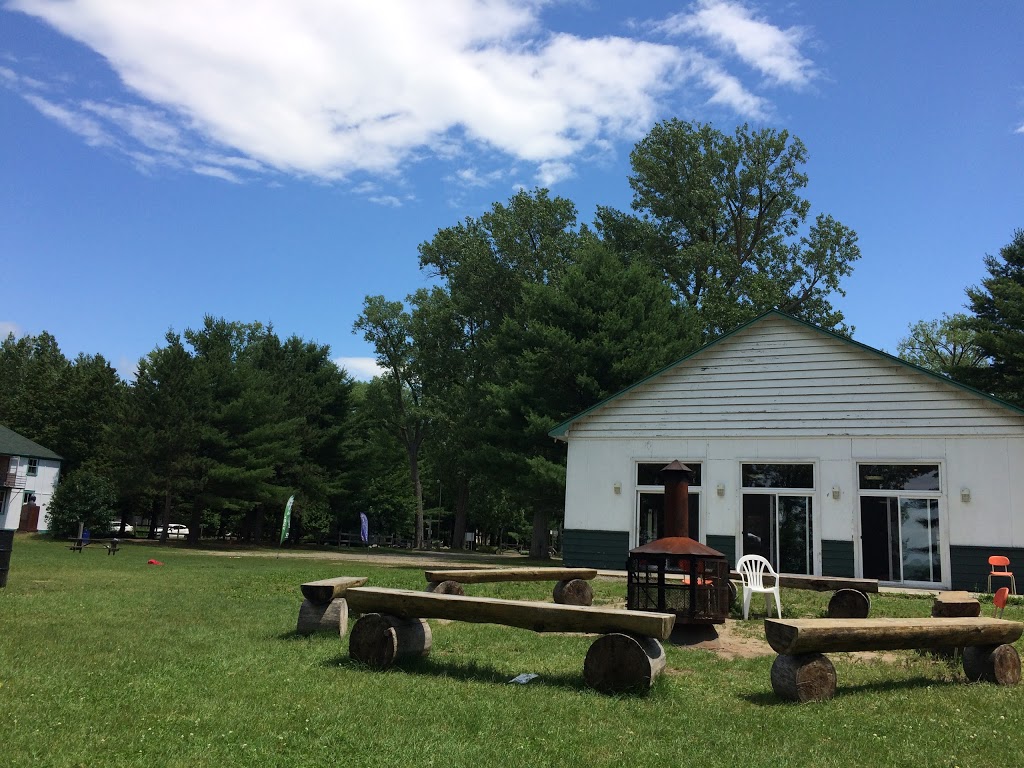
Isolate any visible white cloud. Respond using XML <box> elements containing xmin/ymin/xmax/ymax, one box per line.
<box><xmin>536</xmin><ymin>159</ymin><xmax>574</xmax><ymax>186</ymax></box>
<box><xmin>23</xmin><ymin>93</ymin><xmax>112</xmax><ymax>146</ymax></box>
<box><xmin>368</xmin><ymin>195</ymin><xmax>404</xmax><ymax>207</ymax></box>
<box><xmin>335</xmin><ymin>356</ymin><xmax>384</xmax><ymax>381</ymax></box>
<box><xmin>659</xmin><ymin>0</ymin><xmax>815</xmax><ymax>88</ymax></box>
<box><xmin>7</xmin><ymin>0</ymin><xmax>818</xmax><ymax>186</ymax></box>
<box><xmin>0</xmin><ymin>321</ymin><xmax>23</xmax><ymax>339</ymax></box>
<box><xmin>1017</xmin><ymin>123</ymin><xmax>1024</xmax><ymax>134</ymax></box>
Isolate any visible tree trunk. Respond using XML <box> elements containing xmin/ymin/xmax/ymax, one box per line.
<box><xmin>348</xmin><ymin>613</ymin><xmax>432</xmax><ymax>669</ymax></box>
<box><xmin>451</xmin><ymin>476</ymin><xmax>469</xmax><ymax>550</ymax></box>
<box><xmin>770</xmin><ymin>653</ymin><xmax>837</xmax><ymax>702</ymax></box>
<box><xmin>407</xmin><ymin>443</ymin><xmax>424</xmax><ymax>549</ymax></box>
<box><xmin>583</xmin><ymin>633</ymin><xmax>666</xmax><ymax>694</ymax></box>
<box><xmin>963</xmin><ymin>644</ymin><xmax>1021</xmax><ymax>685</ymax></box>
<box><xmin>529</xmin><ymin>506</ymin><xmax>550</xmax><ymax>560</ymax></box>
<box><xmin>187</xmin><ymin>497</ymin><xmax>204</xmax><ymax>546</ymax></box>
<box><xmin>159</xmin><ymin>484</ymin><xmax>172</xmax><ymax>543</ymax></box>
<box><xmin>253</xmin><ymin>505</ymin><xmax>266</xmax><ymax>543</ymax></box>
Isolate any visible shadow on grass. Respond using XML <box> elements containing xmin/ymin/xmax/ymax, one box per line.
<box><xmin>321</xmin><ymin>653</ymin><xmax>591</xmax><ymax>693</ymax></box>
<box><xmin>742</xmin><ymin>674</ymin><xmax>957</xmax><ymax>706</ymax></box>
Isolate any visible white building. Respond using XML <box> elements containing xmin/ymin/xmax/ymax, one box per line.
<box><xmin>0</xmin><ymin>425</ymin><xmax>62</xmax><ymax>532</ymax></box>
<box><xmin>551</xmin><ymin>311</ymin><xmax>1024</xmax><ymax>591</ymax></box>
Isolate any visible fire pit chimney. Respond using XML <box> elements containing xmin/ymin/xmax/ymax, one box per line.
<box><xmin>626</xmin><ymin>460</ymin><xmax>731</xmax><ymax>625</ymax></box>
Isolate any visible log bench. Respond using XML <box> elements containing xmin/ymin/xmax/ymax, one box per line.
<box><xmin>345</xmin><ymin>586</ymin><xmax>675</xmax><ymax>694</ymax></box>
<box><xmin>423</xmin><ymin>567</ymin><xmax>598</xmax><ymax>606</ymax></box>
<box><xmin>765</xmin><ymin>617</ymin><xmax>1024</xmax><ymax>702</ymax></box>
<box><xmin>295</xmin><ymin>576</ymin><xmax>368</xmax><ymax>636</ymax></box>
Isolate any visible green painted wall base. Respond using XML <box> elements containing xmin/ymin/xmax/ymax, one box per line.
<box><xmin>562</xmin><ymin>529</ymin><xmax>629</xmax><ymax>571</ymax></box>
<box><xmin>822</xmin><ymin>539</ymin><xmax>855</xmax><ymax>578</ymax></box>
<box><xmin>706</xmin><ymin>535</ymin><xmax>735</xmax><ymax>568</ymax></box>
<box><xmin>950</xmin><ymin>545</ymin><xmax>1024</xmax><ymax>592</ymax></box>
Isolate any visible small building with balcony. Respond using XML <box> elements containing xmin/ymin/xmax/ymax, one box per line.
<box><xmin>1</xmin><ymin>425</ymin><xmax>62</xmax><ymax>532</ymax></box>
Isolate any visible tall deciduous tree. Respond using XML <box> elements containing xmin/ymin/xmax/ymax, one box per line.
<box><xmin>598</xmin><ymin>119</ymin><xmax>860</xmax><ymax>337</ymax></box>
<box><xmin>354</xmin><ymin>296</ymin><xmax>428</xmax><ymax>548</ymax></box>
<box><xmin>961</xmin><ymin>230</ymin><xmax>1024</xmax><ymax>405</ymax></box>
<box><xmin>896</xmin><ymin>313</ymin><xmax>987</xmax><ymax>378</ymax></box>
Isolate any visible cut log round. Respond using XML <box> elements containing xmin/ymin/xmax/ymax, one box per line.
<box><xmin>963</xmin><ymin>643</ymin><xmax>1022</xmax><ymax>685</ymax></box>
<box><xmin>827</xmin><ymin>589</ymin><xmax>871</xmax><ymax>619</ymax></box>
<box><xmin>296</xmin><ymin>598</ymin><xmax>349</xmax><ymax>637</ymax></box>
<box><xmin>425</xmin><ymin>580</ymin><xmax>465</xmax><ymax>596</ymax></box>
<box><xmin>349</xmin><ymin>613</ymin><xmax>432</xmax><ymax>669</ymax></box>
<box><xmin>553</xmin><ymin>579</ymin><xmax>593</xmax><ymax>606</ymax></box>
<box><xmin>583</xmin><ymin>633</ymin><xmax>666</xmax><ymax>694</ymax></box>
<box><xmin>931</xmin><ymin>591</ymin><xmax>981</xmax><ymax>618</ymax></box>
<box><xmin>770</xmin><ymin>653</ymin><xmax>837</xmax><ymax>702</ymax></box>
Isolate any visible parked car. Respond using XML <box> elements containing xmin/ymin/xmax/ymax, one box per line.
<box><xmin>106</xmin><ymin>519</ymin><xmax>135</xmax><ymax>536</ymax></box>
<box><xmin>154</xmin><ymin>523</ymin><xmax>189</xmax><ymax>540</ymax></box>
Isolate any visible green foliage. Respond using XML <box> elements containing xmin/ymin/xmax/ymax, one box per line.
<box><xmin>45</xmin><ymin>469</ymin><xmax>118</xmax><ymax>538</ymax></box>
<box><xmin>896</xmin><ymin>313</ymin><xmax>987</xmax><ymax>377</ymax></box>
<box><xmin>0</xmin><ymin>332</ymin><xmax>124</xmax><ymax>473</ymax></box>
<box><xmin>961</xmin><ymin>229</ymin><xmax>1024</xmax><ymax>405</ymax></box>
<box><xmin>598</xmin><ymin>119</ymin><xmax>861</xmax><ymax>338</ymax></box>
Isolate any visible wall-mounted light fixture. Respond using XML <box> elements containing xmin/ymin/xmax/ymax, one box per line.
<box><xmin>716</xmin><ymin>483</ymin><xmax>725</xmax><ymax>497</ymax></box>
<box><xmin>961</xmin><ymin>487</ymin><xmax>971</xmax><ymax>503</ymax></box>
<box><xmin>832</xmin><ymin>485</ymin><xmax>841</xmax><ymax>500</ymax></box>
<box><xmin>613</xmin><ymin>482</ymin><xmax>621</xmax><ymax>495</ymax></box>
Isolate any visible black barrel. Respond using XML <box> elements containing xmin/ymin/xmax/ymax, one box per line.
<box><xmin>0</xmin><ymin>529</ymin><xmax>13</xmax><ymax>588</ymax></box>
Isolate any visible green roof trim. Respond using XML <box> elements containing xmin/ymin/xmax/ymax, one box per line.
<box><xmin>548</xmin><ymin>309</ymin><xmax>1024</xmax><ymax>440</ymax></box>
<box><xmin>0</xmin><ymin>424</ymin><xmax>63</xmax><ymax>461</ymax></box>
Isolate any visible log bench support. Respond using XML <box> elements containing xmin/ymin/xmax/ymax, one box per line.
<box><xmin>295</xmin><ymin>576</ymin><xmax>367</xmax><ymax>637</ymax></box>
<box><xmin>345</xmin><ymin>587</ymin><xmax>675</xmax><ymax>694</ymax></box>
<box><xmin>765</xmin><ymin>617</ymin><xmax>1023</xmax><ymax>702</ymax></box>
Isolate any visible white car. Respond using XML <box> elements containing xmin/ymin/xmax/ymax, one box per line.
<box><xmin>107</xmin><ymin>519</ymin><xmax>135</xmax><ymax>535</ymax></box>
<box><xmin>154</xmin><ymin>523</ymin><xmax>189</xmax><ymax>540</ymax></box>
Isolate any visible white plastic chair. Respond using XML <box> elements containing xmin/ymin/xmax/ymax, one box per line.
<box><xmin>736</xmin><ymin>554</ymin><xmax>782</xmax><ymax>620</ymax></box>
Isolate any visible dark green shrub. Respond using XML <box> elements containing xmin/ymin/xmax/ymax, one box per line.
<box><xmin>45</xmin><ymin>470</ymin><xmax>118</xmax><ymax>539</ymax></box>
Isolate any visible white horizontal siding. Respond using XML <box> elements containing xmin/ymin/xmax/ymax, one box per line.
<box><xmin>570</xmin><ymin>315</ymin><xmax>1024</xmax><ymax>439</ymax></box>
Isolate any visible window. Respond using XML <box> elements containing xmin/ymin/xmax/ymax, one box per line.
<box><xmin>27</xmin><ymin>458</ymin><xmax>38</xmax><ymax>477</ymax></box>
<box><xmin>637</xmin><ymin>462</ymin><xmax>701</xmax><ymax>487</ymax></box>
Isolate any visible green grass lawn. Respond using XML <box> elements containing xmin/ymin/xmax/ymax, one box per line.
<box><xmin>1</xmin><ymin>535</ymin><xmax>1022</xmax><ymax>767</ymax></box>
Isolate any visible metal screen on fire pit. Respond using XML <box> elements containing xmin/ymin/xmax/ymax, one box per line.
<box><xmin>627</xmin><ymin>552</ymin><xmax>730</xmax><ymax>624</ymax></box>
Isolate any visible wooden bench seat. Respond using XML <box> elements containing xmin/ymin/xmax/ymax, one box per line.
<box><xmin>345</xmin><ymin>586</ymin><xmax>676</xmax><ymax>694</ymax></box>
<box><xmin>424</xmin><ymin>567</ymin><xmax>598</xmax><ymax>605</ymax></box>
<box><xmin>764</xmin><ymin>617</ymin><xmax>1023</xmax><ymax>701</ymax></box>
<box><xmin>728</xmin><ymin>571</ymin><xmax>879</xmax><ymax>593</ymax></box>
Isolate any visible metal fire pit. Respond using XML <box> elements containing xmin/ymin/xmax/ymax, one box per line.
<box><xmin>626</xmin><ymin>461</ymin><xmax>731</xmax><ymax>625</ymax></box>
<box><xmin>627</xmin><ymin>538</ymin><xmax>730</xmax><ymax>624</ymax></box>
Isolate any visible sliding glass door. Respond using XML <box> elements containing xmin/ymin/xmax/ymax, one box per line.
<box><xmin>858</xmin><ymin>464</ymin><xmax>942</xmax><ymax>585</ymax></box>
<box><xmin>740</xmin><ymin>464</ymin><xmax>815</xmax><ymax>574</ymax></box>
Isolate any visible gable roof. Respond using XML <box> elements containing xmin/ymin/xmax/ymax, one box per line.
<box><xmin>0</xmin><ymin>425</ymin><xmax>63</xmax><ymax>461</ymax></box>
<box><xmin>549</xmin><ymin>309</ymin><xmax>1024</xmax><ymax>440</ymax></box>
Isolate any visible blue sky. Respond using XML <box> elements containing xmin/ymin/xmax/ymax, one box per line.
<box><xmin>2</xmin><ymin>1</ymin><xmax>1022</xmax><ymax>382</ymax></box>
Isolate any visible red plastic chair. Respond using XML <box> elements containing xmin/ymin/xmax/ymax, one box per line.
<box><xmin>993</xmin><ymin>587</ymin><xmax>1009</xmax><ymax>619</ymax></box>
<box><xmin>987</xmin><ymin>556</ymin><xmax>1016</xmax><ymax>594</ymax></box>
